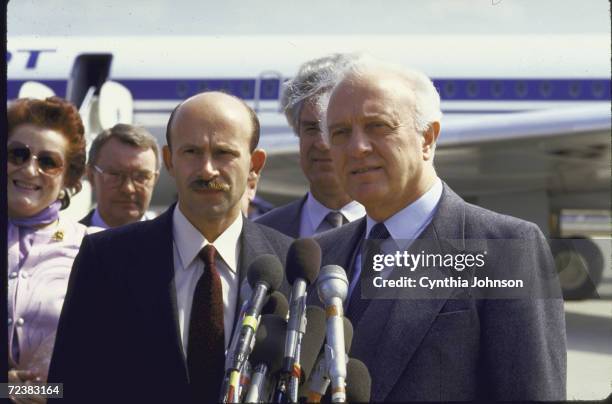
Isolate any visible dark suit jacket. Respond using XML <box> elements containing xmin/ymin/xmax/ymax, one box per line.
<box><xmin>255</xmin><ymin>194</ymin><xmax>307</xmax><ymax>238</ymax></box>
<box><xmin>314</xmin><ymin>183</ymin><xmax>566</xmax><ymax>401</ymax></box>
<box><xmin>78</xmin><ymin>209</ymin><xmax>95</xmax><ymax>227</ymax></box>
<box><xmin>48</xmin><ymin>205</ymin><xmax>293</xmax><ymax>404</ymax></box>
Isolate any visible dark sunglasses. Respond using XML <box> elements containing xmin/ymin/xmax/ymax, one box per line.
<box><xmin>7</xmin><ymin>142</ymin><xmax>65</xmax><ymax>176</ymax></box>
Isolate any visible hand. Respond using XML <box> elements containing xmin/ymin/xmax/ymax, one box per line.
<box><xmin>8</xmin><ymin>370</ymin><xmax>46</xmax><ymax>404</ymax></box>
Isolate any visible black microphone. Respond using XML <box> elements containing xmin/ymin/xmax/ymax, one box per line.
<box><xmin>262</xmin><ymin>291</ymin><xmax>289</xmax><ymax>318</ymax></box>
<box><xmin>275</xmin><ymin>239</ymin><xmax>321</xmax><ymax>403</ymax></box>
<box><xmin>221</xmin><ymin>254</ymin><xmax>284</xmax><ymax>403</ymax></box>
<box><xmin>297</xmin><ymin>306</ymin><xmax>328</xmax><ymax>384</ymax></box>
<box><xmin>244</xmin><ymin>314</ymin><xmax>287</xmax><ymax>403</ymax></box>
<box><xmin>304</xmin><ymin>317</ymin><xmax>354</xmax><ymax>403</ymax></box>
<box><xmin>345</xmin><ymin>358</ymin><xmax>371</xmax><ymax>403</ymax></box>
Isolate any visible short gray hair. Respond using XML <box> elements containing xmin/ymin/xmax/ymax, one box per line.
<box><xmin>88</xmin><ymin>123</ymin><xmax>161</xmax><ymax>170</ymax></box>
<box><xmin>322</xmin><ymin>56</ymin><xmax>443</xmax><ymax>140</ymax></box>
<box><xmin>281</xmin><ymin>53</ymin><xmax>357</xmax><ymax>134</ymax></box>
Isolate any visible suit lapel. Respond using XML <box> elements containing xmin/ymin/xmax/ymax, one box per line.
<box><xmin>286</xmin><ymin>195</ymin><xmax>307</xmax><ymax>238</ymax></box>
<box><xmin>130</xmin><ymin>205</ymin><xmax>189</xmax><ymax>383</ymax></box>
<box><xmin>352</xmin><ymin>183</ymin><xmax>467</xmax><ymax>401</ymax></box>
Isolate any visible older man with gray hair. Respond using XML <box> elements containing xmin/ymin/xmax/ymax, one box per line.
<box><xmin>81</xmin><ymin>123</ymin><xmax>160</xmax><ymax>228</ymax></box>
<box><xmin>256</xmin><ymin>54</ymin><xmax>365</xmax><ymax>237</ymax></box>
<box><xmin>314</xmin><ymin>56</ymin><xmax>566</xmax><ymax>401</ymax></box>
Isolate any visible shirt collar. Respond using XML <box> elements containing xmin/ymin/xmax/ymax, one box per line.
<box><xmin>172</xmin><ymin>203</ymin><xmax>242</xmax><ymax>273</ymax></box>
<box><xmin>91</xmin><ymin>208</ymin><xmax>153</xmax><ymax>229</ymax></box>
<box><xmin>366</xmin><ymin>178</ymin><xmax>443</xmax><ymax>242</ymax></box>
<box><xmin>304</xmin><ymin>192</ymin><xmax>366</xmax><ymax>230</ymax></box>
<box><xmin>91</xmin><ymin>208</ymin><xmax>110</xmax><ymax>229</ymax></box>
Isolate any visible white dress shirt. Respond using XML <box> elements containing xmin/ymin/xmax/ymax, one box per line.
<box><xmin>299</xmin><ymin>192</ymin><xmax>366</xmax><ymax>237</ymax></box>
<box><xmin>348</xmin><ymin>178</ymin><xmax>444</xmax><ymax>303</ymax></box>
<box><xmin>172</xmin><ymin>204</ymin><xmax>241</xmax><ymax>358</ymax></box>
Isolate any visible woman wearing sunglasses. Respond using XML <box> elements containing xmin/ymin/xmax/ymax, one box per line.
<box><xmin>7</xmin><ymin>97</ymin><xmax>99</xmax><ymax>393</ymax></box>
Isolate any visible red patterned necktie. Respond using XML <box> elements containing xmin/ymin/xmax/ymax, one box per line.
<box><xmin>187</xmin><ymin>244</ymin><xmax>225</xmax><ymax>403</ymax></box>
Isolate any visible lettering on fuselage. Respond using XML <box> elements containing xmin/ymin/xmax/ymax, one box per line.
<box><xmin>6</xmin><ymin>49</ymin><xmax>56</xmax><ymax>69</ymax></box>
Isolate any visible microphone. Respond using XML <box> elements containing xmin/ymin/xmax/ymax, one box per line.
<box><xmin>274</xmin><ymin>239</ymin><xmax>321</xmax><ymax>403</ymax></box>
<box><xmin>304</xmin><ymin>317</ymin><xmax>353</xmax><ymax>403</ymax></box>
<box><xmin>244</xmin><ymin>314</ymin><xmax>287</xmax><ymax>403</ymax></box>
<box><xmin>225</xmin><ymin>280</ymin><xmax>259</xmax><ymax>371</ymax></box>
<box><xmin>317</xmin><ymin>265</ymin><xmax>349</xmax><ymax>402</ymax></box>
<box><xmin>221</xmin><ymin>254</ymin><xmax>284</xmax><ymax>403</ymax></box>
<box><xmin>262</xmin><ymin>291</ymin><xmax>289</xmax><ymax>318</ymax></box>
<box><xmin>297</xmin><ymin>306</ymin><xmax>327</xmax><ymax>385</ymax></box>
<box><xmin>345</xmin><ymin>358</ymin><xmax>371</xmax><ymax>403</ymax></box>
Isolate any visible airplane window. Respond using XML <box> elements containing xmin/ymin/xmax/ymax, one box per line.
<box><xmin>240</xmin><ymin>81</ymin><xmax>252</xmax><ymax>99</ymax></box>
<box><xmin>176</xmin><ymin>82</ymin><xmax>189</xmax><ymax>98</ymax></box>
<box><xmin>219</xmin><ymin>80</ymin><xmax>231</xmax><ymax>95</ymax></box>
<box><xmin>263</xmin><ymin>80</ymin><xmax>276</xmax><ymax>98</ymax></box>
<box><xmin>568</xmin><ymin>81</ymin><xmax>582</xmax><ymax>98</ymax></box>
<box><xmin>491</xmin><ymin>81</ymin><xmax>504</xmax><ymax>98</ymax></box>
<box><xmin>590</xmin><ymin>82</ymin><xmax>604</xmax><ymax>98</ymax></box>
<box><xmin>443</xmin><ymin>82</ymin><xmax>456</xmax><ymax>98</ymax></box>
<box><xmin>539</xmin><ymin>81</ymin><xmax>552</xmax><ymax>98</ymax></box>
<box><xmin>198</xmin><ymin>82</ymin><xmax>210</xmax><ymax>92</ymax></box>
<box><xmin>467</xmin><ymin>81</ymin><xmax>479</xmax><ymax>98</ymax></box>
<box><xmin>515</xmin><ymin>81</ymin><xmax>528</xmax><ymax>98</ymax></box>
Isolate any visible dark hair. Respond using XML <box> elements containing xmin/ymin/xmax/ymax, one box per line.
<box><xmin>88</xmin><ymin>123</ymin><xmax>161</xmax><ymax>170</ymax></box>
<box><xmin>7</xmin><ymin>97</ymin><xmax>86</xmax><ymax>208</ymax></box>
<box><xmin>165</xmin><ymin>92</ymin><xmax>260</xmax><ymax>152</ymax></box>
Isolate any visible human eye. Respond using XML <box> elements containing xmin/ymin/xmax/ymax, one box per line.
<box><xmin>366</xmin><ymin>120</ymin><xmax>392</xmax><ymax>133</ymax></box>
<box><xmin>301</xmin><ymin>124</ymin><xmax>321</xmax><ymax>137</ymax></box>
<box><xmin>133</xmin><ymin>171</ymin><xmax>154</xmax><ymax>185</ymax></box>
<box><xmin>328</xmin><ymin>127</ymin><xmax>350</xmax><ymax>145</ymax></box>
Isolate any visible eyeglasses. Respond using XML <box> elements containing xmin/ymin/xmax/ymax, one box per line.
<box><xmin>7</xmin><ymin>142</ymin><xmax>65</xmax><ymax>177</ymax></box>
<box><xmin>93</xmin><ymin>165</ymin><xmax>157</xmax><ymax>188</ymax></box>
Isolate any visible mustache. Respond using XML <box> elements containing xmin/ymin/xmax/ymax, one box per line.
<box><xmin>190</xmin><ymin>178</ymin><xmax>230</xmax><ymax>192</ymax></box>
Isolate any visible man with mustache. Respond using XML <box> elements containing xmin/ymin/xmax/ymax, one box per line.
<box><xmin>80</xmin><ymin>124</ymin><xmax>160</xmax><ymax>228</ymax></box>
<box><xmin>314</xmin><ymin>57</ymin><xmax>566</xmax><ymax>401</ymax></box>
<box><xmin>256</xmin><ymin>54</ymin><xmax>365</xmax><ymax>237</ymax></box>
<box><xmin>49</xmin><ymin>92</ymin><xmax>292</xmax><ymax>404</ymax></box>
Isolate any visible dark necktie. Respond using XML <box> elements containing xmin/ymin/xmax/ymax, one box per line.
<box><xmin>346</xmin><ymin>222</ymin><xmax>391</xmax><ymax>324</ymax></box>
<box><xmin>325</xmin><ymin>211</ymin><xmax>346</xmax><ymax>229</ymax></box>
<box><xmin>187</xmin><ymin>245</ymin><xmax>225</xmax><ymax>403</ymax></box>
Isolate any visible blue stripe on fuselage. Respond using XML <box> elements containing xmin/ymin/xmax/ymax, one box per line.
<box><xmin>6</xmin><ymin>78</ymin><xmax>611</xmax><ymax>101</ymax></box>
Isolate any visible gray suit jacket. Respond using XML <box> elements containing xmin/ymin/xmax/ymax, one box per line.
<box><xmin>255</xmin><ymin>195</ymin><xmax>307</xmax><ymax>238</ymax></box>
<box><xmin>314</xmin><ymin>183</ymin><xmax>566</xmax><ymax>401</ymax></box>
<box><xmin>48</xmin><ymin>204</ymin><xmax>293</xmax><ymax>404</ymax></box>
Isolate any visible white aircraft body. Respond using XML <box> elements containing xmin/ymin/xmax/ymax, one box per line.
<box><xmin>7</xmin><ymin>34</ymin><xmax>611</xmax><ymax>298</ymax></box>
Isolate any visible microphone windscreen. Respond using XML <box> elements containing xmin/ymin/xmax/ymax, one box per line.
<box><xmin>299</xmin><ymin>306</ymin><xmax>327</xmax><ymax>382</ymax></box>
<box><xmin>262</xmin><ymin>291</ymin><xmax>289</xmax><ymax>318</ymax></box>
<box><xmin>250</xmin><ymin>314</ymin><xmax>286</xmax><ymax>373</ymax></box>
<box><xmin>346</xmin><ymin>358</ymin><xmax>371</xmax><ymax>402</ymax></box>
<box><xmin>286</xmin><ymin>238</ymin><xmax>321</xmax><ymax>285</ymax></box>
<box><xmin>247</xmin><ymin>254</ymin><xmax>284</xmax><ymax>292</ymax></box>
<box><xmin>343</xmin><ymin>317</ymin><xmax>354</xmax><ymax>354</ymax></box>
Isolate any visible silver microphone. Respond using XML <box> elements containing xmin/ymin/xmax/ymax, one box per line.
<box><xmin>317</xmin><ymin>265</ymin><xmax>349</xmax><ymax>403</ymax></box>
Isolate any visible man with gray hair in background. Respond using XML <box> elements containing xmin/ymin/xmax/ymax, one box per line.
<box><xmin>256</xmin><ymin>54</ymin><xmax>365</xmax><ymax>237</ymax></box>
<box><xmin>314</xmin><ymin>56</ymin><xmax>566</xmax><ymax>401</ymax></box>
<box><xmin>80</xmin><ymin>123</ymin><xmax>160</xmax><ymax>228</ymax></box>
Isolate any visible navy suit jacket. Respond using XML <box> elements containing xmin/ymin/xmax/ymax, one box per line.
<box><xmin>255</xmin><ymin>195</ymin><xmax>306</xmax><ymax>238</ymax></box>
<box><xmin>48</xmin><ymin>205</ymin><xmax>292</xmax><ymax>403</ymax></box>
<box><xmin>314</xmin><ymin>183</ymin><xmax>566</xmax><ymax>401</ymax></box>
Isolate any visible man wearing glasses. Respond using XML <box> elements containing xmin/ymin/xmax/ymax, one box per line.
<box><xmin>81</xmin><ymin>123</ymin><xmax>160</xmax><ymax>228</ymax></box>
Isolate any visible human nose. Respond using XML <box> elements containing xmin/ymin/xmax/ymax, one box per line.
<box><xmin>119</xmin><ymin>174</ymin><xmax>137</xmax><ymax>193</ymax></box>
<box><xmin>313</xmin><ymin>133</ymin><xmax>330</xmax><ymax>152</ymax></box>
<box><xmin>346</xmin><ymin>126</ymin><xmax>372</xmax><ymax>157</ymax></box>
<box><xmin>199</xmin><ymin>155</ymin><xmax>219</xmax><ymax>179</ymax></box>
<box><xmin>20</xmin><ymin>156</ymin><xmax>40</xmax><ymax>176</ymax></box>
